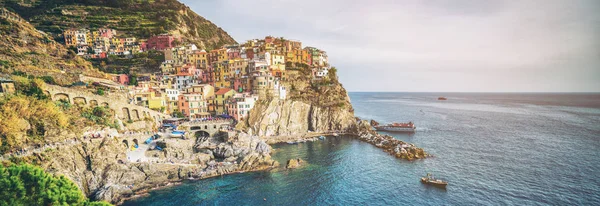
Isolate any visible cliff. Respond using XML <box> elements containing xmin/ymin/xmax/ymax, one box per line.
<box><xmin>240</xmin><ymin>68</ymin><xmax>357</xmax><ymax>140</ymax></box>
<box><xmin>13</xmin><ymin>130</ymin><xmax>277</xmax><ymax>204</ymax></box>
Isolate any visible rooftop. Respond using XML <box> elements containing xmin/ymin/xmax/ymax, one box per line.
<box><xmin>215</xmin><ymin>88</ymin><xmax>232</xmax><ymax>95</ymax></box>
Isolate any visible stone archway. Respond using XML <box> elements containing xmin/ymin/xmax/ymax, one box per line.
<box><xmin>53</xmin><ymin>93</ymin><xmax>70</xmax><ymax>102</ymax></box>
<box><xmin>195</xmin><ymin>131</ymin><xmax>210</xmax><ymax>138</ymax></box>
<box><xmin>89</xmin><ymin>100</ymin><xmax>98</xmax><ymax>107</ymax></box>
<box><xmin>131</xmin><ymin>109</ymin><xmax>140</xmax><ymax>121</ymax></box>
<box><xmin>122</xmin><ymin>107</ymin><xmax>131</xmax><ymax>120</ymax></box>
<box><xmin>108</xmin><ymin>109</ymin><xmax>116</xmax><ymax>117</ymax></box>
<box><xmin>73</xmin><ymin>97</ymin><xmax>87</xmax><ymax>105</ymax></box>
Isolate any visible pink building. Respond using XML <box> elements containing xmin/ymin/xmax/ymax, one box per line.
<box><xmin>114</xmin><ymin>74</ymin><xmax>129</xmax><ymax>85</ymax></box>
<box><xmin>232</xmin><ymin>78</ymin><xmax>243</xmax><ymax>92</ymax></box>
<box><xmin>202</xmin><ymin>66</ymin><xmax>215</xmax><ymax>86</ymax></box>
<box><xmin>98</xmin><ymin>28</ymin><xmax>116</xmax><ymax>38</ymax></box>
<box><xmin>146</xmin><ymin>34</ymin><xmax>182</xmax><ymax>51</ymax></box>
<box><xmin>227</xmin><ymin>49</ymin><xmax>241</xmax><ymax>59</ymax></box>
<box><xmin>177</xmin><ymin>64</ymin><xmax>197</xmax><ymax>76</ymax></box>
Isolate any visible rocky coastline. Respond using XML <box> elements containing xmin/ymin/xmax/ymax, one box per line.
<box><xmin>350</xmin><ymin>120</ymin><xmax>428</xmax><ymax>161</ymax></box>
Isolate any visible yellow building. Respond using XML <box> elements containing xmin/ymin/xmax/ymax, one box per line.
<box><xmin>185</xmin><ymin>84</ymin><xmax>215</xmax><ymax>99</ymax></box>
<box><xmin>228</xmin><ymin>59</ymin><xmax>249</xmax><ymax>78</ymax></box>
<box><xmin>213</xmin><ymin>62</ymin><xmax>231</xmax><ymax>88</ymax></box>
<box><xmin>189</xmin><ymin>50</ymin><xmax>209</xmax><ymax>67</ymax></box>
<box><xmin>214</xmin><ymin>88</ymin><xmax>236</xmax><ymax>115</ymax></box>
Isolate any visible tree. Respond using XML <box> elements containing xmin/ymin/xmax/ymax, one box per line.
<box><xmin>128</xmin><ymin>74</ymin><xmax>138</xmax><ymax>86</ymax></box>
<box><xmin>0</xmin><ymin>164</ymin><xmax>111</xmax><ymax>206</ymax></box>
<box><xmin>95</xmin><ymin>88</ymin><xmax>105</xmax><ymax>96</ymax></box>
<box><xmin>172</xmin><ymin>110</ymin><xmax>185</xmax><ymax>118</ymax></box>
<box><xmin>328</xmin><ymin>67</ymin><xmax>338</xmax><ymax>82</ymax></box>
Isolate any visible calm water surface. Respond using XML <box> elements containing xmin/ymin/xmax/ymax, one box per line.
<box><xmin>123</xmin><ymin>93</ymin><xmax>600</xmax><ymax>205</ymax></box>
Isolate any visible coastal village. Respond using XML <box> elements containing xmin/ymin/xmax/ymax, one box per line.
<box><xmin>0</xmin><ymin>6</ymin><xmax>427</xmax><ymax>204</ymax></box>
<box><xmin>60</xmin><ymin>28</ymin><xmax>332</xmax><ymax>122</ymax></box>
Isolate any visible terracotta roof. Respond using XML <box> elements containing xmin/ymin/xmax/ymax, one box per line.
<box><xmin>215</xmin><ymin>88</ymin><xmax>232</xmax><ymax>95</ymax></box>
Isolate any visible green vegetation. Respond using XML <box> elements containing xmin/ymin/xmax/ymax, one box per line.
<box><xmin>0</xmin><ymin>9</ymin><xmax>105</xmax><ymax>86</ymax></box>
<box><xmin>0</xmin><ymin>163</ymin><xmax>112</xmax><ymax>206</ymax></box>
<box><xmin>4</xmin><ymin>0</ymin><xmax>236</xmax><ymax>49</ymax></box>
<box><xmin>92</xmin><ymin>50</ymin><xmax>164</xmax><ymax>74</ymax></box>
<box><xmin>81</xmin><ymin>106</ymin><xmax>118</xmax><ymax>129</ymax></box>
<box><xmin>172</xmin><ymin>110</ymin><xmax>185</xmax><ymax>118</ymax></box>
<box><xmin>0</xmin><ymin>77</ymin><xmax>69</xmax><ymax>153</ymax></box>
<box><xmin>128</xmin><ymin>74</ymin><xmax>138</xmax><ymax>86</ymax></box>
<box><xmin>0</xmin><ymin>76</ymin><xmax>119</xmax><ymax>154</ymax></box>
<box><xmin>95</xmin><ymin>88</ymin><xmax>105</xmax><ymax>96</ymax></box>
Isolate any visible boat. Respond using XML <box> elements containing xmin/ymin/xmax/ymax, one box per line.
<box><xmin>318</xmin><ymin>136</ymin><xmax>326</xmax><ymax>140</ymax></box>
<box><xmin>374</xmin><ymin>122</ymin><xmax>416</xmax><ymax>133</ymax></box>
<box><xmin>286</xmin><ymin>141</ymin><xmax>296</xmax><ymax>144</ymax></box>
<box><xmin>421</xmin><ymin>173</ymin><xmax>448</xmax><ymax>188</ymax></box>
<box><xmin>169</xmin><ymin>130</ymin><xmax>185</xmax><ymax>138</ymax></box>
<box><xmin>438</xmin><ymin>97</ymin><xmax>447</xmax><ymax>100</ymax></box>
<box><xmin>333</xmin><ymin>133</ymin><xmax>339</xmax><ymax>137</ymax></box>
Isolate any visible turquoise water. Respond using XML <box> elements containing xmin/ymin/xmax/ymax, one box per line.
<box><xmin>123</xmin><ymin>93</ymin><xmax>600</xmax><ymax>205</ymax></box>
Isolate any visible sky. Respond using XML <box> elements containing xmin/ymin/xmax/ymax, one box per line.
<box><xmin>181</xmin><ymin>0</ymin><xmax>600</xmax><ymax>92</ymax></box>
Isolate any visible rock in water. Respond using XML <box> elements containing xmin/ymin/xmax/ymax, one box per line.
<box><xmin>286</xmin><ymin>158</ymin><xmax>304</xmax><ymax>169</ymax></box>
<box><xmin>370</xmin><ymin>120</ymin><xmax>380</xmax><ymax>126</ymax></box>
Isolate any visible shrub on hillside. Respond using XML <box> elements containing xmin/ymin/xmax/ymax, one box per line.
<box><xmin>0</xmin><ymin>163</ymin><xmax>112</xmax><ymax>206</ymax></box>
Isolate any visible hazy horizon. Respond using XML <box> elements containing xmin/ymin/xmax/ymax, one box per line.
<box><xmin>182</xmin><ymin>0</ymin><xmax>600</xmax><ymax>93</ymax></box>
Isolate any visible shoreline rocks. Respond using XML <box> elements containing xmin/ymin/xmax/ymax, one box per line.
<box><xmin>351</xmin><ymin>120</ymin><xmax>428</xmax><ymax>161</ymax></box>
<box><xmin>286</xmin><ymin>158</ymin><xmax>304</xmax><ymax>169</ymax></box>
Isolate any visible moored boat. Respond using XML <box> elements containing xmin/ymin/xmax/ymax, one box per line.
<box><xmin>438</xmin><ymin>97</ymin><xmax>447</xmax><ymax>100</ymax></box>
<box><xmin>170</xmin><ymin>131</ymin><xmax>185</xmax><ymax>138</ymax></box>
<box><xmin>374</xmin><ymin>122</ymin><xmax>416</xmax><ymax>133</ymax></box>
<box><xmin>420</xmin><ymin>173</ymin><xmax>448</xmax><ymax>188</ymax></box>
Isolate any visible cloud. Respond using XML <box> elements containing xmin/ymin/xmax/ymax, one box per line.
<box><xmin>182</xmin><ymin>0</ymin><xmax>600</xmax><ymax>92</ymax></box>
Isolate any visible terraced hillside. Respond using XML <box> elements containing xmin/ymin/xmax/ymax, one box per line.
<box><xmin>0</xmin><ymin>8</ymin><xmax>107</xmax><ymax>85</ymax></box>
<box><xmin>3</xmin><ymin>0</ymin><xmax>237</xmax><ymax>50</ymax></box>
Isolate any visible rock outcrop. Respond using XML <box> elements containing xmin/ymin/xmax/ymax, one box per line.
<box><xmin>243</xmin><ymin>99</ymin><xmax>356</xmax><ymax>138</ymax></box>
<box><xmin>286</xmin><ymin>158</ymin><xmax>304</xmax><ymax>169</ymax></box>
<box><xmin>29</xmin><ymin>131</ymin><xmax>277</xmax><ymax>204</ymax></box>
<box><xmin>351</xmin><ymin>120</ymin><xmax>428</xmax><ymax>161</ymax></box>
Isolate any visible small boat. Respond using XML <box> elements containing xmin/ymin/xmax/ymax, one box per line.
<box><xmin>286</xmin><ymin>141</ymin><xmax>296</xmax><ymax>144</ymax></box>
<box><xmin>318</xmin><ymin>136</ymin><xmax>326</xmax><ymax>140</ymax></box>
<box><xmin>170</xmin><ymin>131</ymin><xmax>185</xmax><ymax>138</ymax></box>
<box><xmin>333</xmin><ymin>133</ymin><xmax>339</xmax><ymax>137</ymax></box>
<box><xmin>438</xmin><ymin>97</ymin><xmax>447</xmax><ymax>100</ymax></box>
<box><xmin>421</xmin><ymin>173</ymin><xmax>448</xmax><ymax>188</ymax></box>
<box><xmin>374</xmin><ymin>122</ymin><xmax>416</xmax><ymax>133</ymax></box>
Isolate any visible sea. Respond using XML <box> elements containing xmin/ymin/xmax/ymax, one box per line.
<box><xmin>123</xmin><ymin>93</ymin><xmax>600</xmax><ymax>205</ymax></box>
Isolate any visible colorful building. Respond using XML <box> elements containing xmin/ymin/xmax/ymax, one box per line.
<box><xmin>177</xmin><ymin>93</ymin><xmax>210</xmax><ymax>118</ymax></box>
<box><xmin>146</xmin><ymin>34</ymin><xmax>181</xmax><ymax>51</ymax></box>
<box><xmin>214</xmin><ymin>88</ymin><xmax>236</xmax><ymax>115</ymax></box>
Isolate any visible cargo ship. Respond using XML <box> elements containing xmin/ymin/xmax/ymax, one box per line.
<box><xmin>374</xmin><ymin>122</ymin><xmax>416</xmax><ymax>133</ymax></box>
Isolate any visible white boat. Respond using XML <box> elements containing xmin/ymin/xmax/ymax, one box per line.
<box><xmin>374</xmin><ymin>122</ymin><xmax>416</xmax><ymax>133</ymax></box>
<box><xmin>170</xmin><ymin>131</ymin><xmax>185</xmax><ymax>138</ymax></box>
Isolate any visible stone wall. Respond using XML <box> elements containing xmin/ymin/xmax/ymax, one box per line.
<box><xmin>45</xmin><ymin>85</ymin><xmax>169</xmax><ymax>123</ymax></box>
